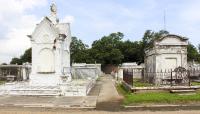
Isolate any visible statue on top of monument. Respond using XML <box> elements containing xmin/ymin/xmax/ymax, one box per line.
<box><xmin>51</xmin><ymin>2</ymin><xmax>57</xmax><ymax>13</ymax></box>
<box><xmin>49</xmin><ymin>0</ymin><xmax>59</xmax><ymax>24</ymax></box>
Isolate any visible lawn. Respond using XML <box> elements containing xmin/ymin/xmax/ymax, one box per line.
<box><xmin>191</xmin><ymin>82</ymin><xmax>200</xmax><ymax>86</ymax></box>
<box><xmin>133</xmin><ymin>79</ymin><xmax>153</xmax><ymax>87</ymax></box>
<box><xmin>0</xmin><ymin>81</ymin><xmax>5</xmax><ymax>85</ymax></box>
<box><xmin>117</xmin><ymin>84</ymin><xmax>200</xmax><ymax>105</ymax></box>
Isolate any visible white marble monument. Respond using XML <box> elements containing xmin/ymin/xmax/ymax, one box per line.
<box><xmin>28</xmin><ymin>3</ymin><xmax>71</xmax><ymax>86</ymax></box>
<box><xmin>0</xmin><ymin>2</ymin><xmax>97</xmax><ymax>96</ymax></box>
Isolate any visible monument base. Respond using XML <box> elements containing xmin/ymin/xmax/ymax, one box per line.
<box><xmin>0</xmin><ymin>79</ymin><xmax>96</xmax><ymax>96</ymax></box>
<box><xmin>29</xmin><ymin>73</ymin><xmax>62</xmax><ymax>86</ymax></box>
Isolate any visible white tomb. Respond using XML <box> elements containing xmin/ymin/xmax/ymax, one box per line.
<box><xmin>28</xmin><ymin>3</ymin><xmax>71</xmax><ymax>86</ymax></box>
<box><xmin>145</xmin><ymin>34</ymin><xmax>188</xmax><ymax>84</ymax></box>
<box><xmin>117</xmin><ymin>62</ymin><xmax>144</xmax><ymax>80</ymax></box>
<box><xmin>0</xmin><ymin>3</ymin><xmax>96</xmax><ymax>96</ymax></box>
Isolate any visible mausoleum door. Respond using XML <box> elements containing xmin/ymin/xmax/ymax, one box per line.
<box><xmin>38</xmin><ymin>48</ymin><xmax>55</xmax><ymax>73</ymax></box>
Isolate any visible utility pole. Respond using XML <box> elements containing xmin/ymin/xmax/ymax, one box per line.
<box><xmin>164</xmin><ymin>9</ymin><xmax>166</xmax><ymax>30</ymax></box>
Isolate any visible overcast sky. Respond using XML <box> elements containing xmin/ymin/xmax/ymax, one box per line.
<box><xmin>0</xmin><ymin>0</ymin><xmax>200</xmax><ymax>63</ymax></box>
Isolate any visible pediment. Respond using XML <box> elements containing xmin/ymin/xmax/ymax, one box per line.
<box><xmin>30</xmin><ymin>17</ymin><xmax>59</xmax><ymax>43</ymax></box>
<box><xmin>156</xmin><ymin>34</ymin><xmax>188</xmax><ymax>46</ymax></box>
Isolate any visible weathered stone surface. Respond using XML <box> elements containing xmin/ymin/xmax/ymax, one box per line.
<box><xmin>145</xmin><ymin>34</ymin><xmax>188</xmax><ymax>84</ymax></box>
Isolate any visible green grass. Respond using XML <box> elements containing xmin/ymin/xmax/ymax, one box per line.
<box><xmin>0</xmin><ymin>81</ymin><xmax>5</xmax><ymax>85</ymax></box>
<box><xmin>133</xmin><ymin>79</ymin><xmax>153</xmax><ymax>87</ymax></box>
<box><xmin>116</xmin><ymin>84</ymin><xmax>200</xmax><ymax>105</ymax></box>
<box><xmin>191</xmin><ymin>82</ymin><xmax>200</xmax><ymax>86</ymax></box>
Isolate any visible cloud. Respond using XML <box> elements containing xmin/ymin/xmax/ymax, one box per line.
<box><xmin>1</xmin><ymin>0</ymin><xmax>200</xmax><ymax>64</ymax></box>
<box><xmin>0</xmin><ymin>0</ymin><xmax>48</xmax><ymax>63</ymax></box>
<box><xmin>62</xmin><ymin>15</ymin><xmax>75</xmax><ymax>23</ymax></box>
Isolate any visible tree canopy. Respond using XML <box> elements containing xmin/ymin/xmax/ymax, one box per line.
<box><xmin>91</xmin><ymin>32</ymin><xmax>124</xmax><ymax>65</ymax></box>
<box><xmin>187</xmin><ymin>43</ymin><xmax>200</xmax><ymax>62</ymax></box>
<box><xmin>70</xmin><ymin>36</ymin><xmax>90</xmax><ymax>63</ymax></box>
<box><xmin>10</xmin><ymin>48</ymin><xmax>31</xmax><ymax>65</ymax></box>
<box><xmin>9</xmin><ymin>30</ymin><xmax>200</xmax><ymax>65</ymax></box>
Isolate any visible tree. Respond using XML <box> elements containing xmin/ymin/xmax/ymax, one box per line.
<box><xmin>20</xmin><ymin>48</ymin><xmax>32</xmax><ymax>63</ymax></box>
<box><xmin>70</xmin><ymin>37</ymin><xmax>90</xmax><ymax>63</ymax></box>
<box><xmin>91</xmin><ymin>32</ymin><xmax>124</xmax><ymax>65</ymax></box>
<box><xmin>10</xmin><ymin>57</ymin><xmax>22</xmax><ymax>65</ymax></box>
<box><xmin>187</xmin><ymin>43</ymin><xmax>200</xmax><ymax>62</ymax></box>
<box><xmin>10</xmin><ymin>48</ymin><xmax>32</xmax><ymax>65</ymax></box>
<box><xmin>118</xmin><ymin>40</ymin><xmax>143</xmax><ymax>64</ymax></box>
<box><xmin>142</xmin><ymin>30</ymin><xmax>169</xmax><ymax>49</ymax></box>
<box><xmin>198</xmin><ymin>44</ymin><xmax>200</xmax><ymax>53</ymax></box>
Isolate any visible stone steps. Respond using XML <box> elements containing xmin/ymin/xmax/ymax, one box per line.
<box><xmin>7</xmin><ymin>86</ymin><xmax>62</xmax><ymax>96</ymax></box>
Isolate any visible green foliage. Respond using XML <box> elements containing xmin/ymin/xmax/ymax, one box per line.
<box><xmin>20</xmin><ymin>48</ymin><xmax>32</xmax><ymax>63</ymax></box>
<box><xmin>187</xmin><ymin>43</ymin><xmax>200</xmax><ymax>62</ymax></box>
<box><xmin>116</xmin><ymin>84</ymin><xmax>131</xmax><ymax>95</ymax></box>
<box><xmin>70</xmin><ymin>37</ymin><xmax>94</xmax><ymax>63</ymax></box>
<box><xmin>0</xmin><ymin>81</ymin><xmax>5</xmax><ymax>85</ymax></box>
<box><xmin>9</xmin><ymin>30</ymin><xmax>200</xmax><ymax>66</ymax></box>
<box><xmin>119</xmin><ymin>40</ymin><xmax>143</xmax><ymax>64</ymax></box>
<box><xmin>191</xmin><ymin>82</ymin><xmax>200</xmax><ymax>86</ymax></box>
<box><xmin>142</xmin><ymin>30</ymin><xmax>169</xmax><ymax>49</ymax></box>
<box><xmin>133</xmin><ymin>79</ymin><xmax>153</xmax><ymax>87</ymax></box>
<box><xmin>91</xmin><ymin>32</ymin><xmax>124</xmax><ymax>65</ymax></box>
<box><xmin>10</xmin><ymin>58</ymin><xmax>22</xmax><ymax>65</ymax></box>
<box><xmin>10</xmin><ymin>48</ymin><xmax>32</xmax><ymax>65</ymax></box>
<box><xmin>1</xmin><ymin>63</ymin><xmax>7</xmax><ymax>65</ymax></box>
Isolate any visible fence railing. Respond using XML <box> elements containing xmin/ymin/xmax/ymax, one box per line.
<box><xmin>123</xmin><ymin>69</ymin><xmax>133</xmax><ymax>86</ymax></box>
<box><xmin>123</xmin><ymin>68</ymin><xmax>200</xmax><ymax>87</ymax></box>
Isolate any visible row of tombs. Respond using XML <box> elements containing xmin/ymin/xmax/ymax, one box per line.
<box><xmin>114</xmin><ymin>62</ymin><xmax>200</xmax><ymax>87</ymax></box>
<box><xmin>112</xmin><ymin>34</ymin><xmax>200</xmax><ymax>87</ymax></box>
<box><xmin>0</xmin><ymin>63</ymin><xmax>102</xmax><ymax>96</ymax></box>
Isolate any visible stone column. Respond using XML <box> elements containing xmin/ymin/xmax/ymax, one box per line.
<box><xmin>55</xmin><ymin>38</ymin><xmax>63</xmax><ymax>76</ymax></box>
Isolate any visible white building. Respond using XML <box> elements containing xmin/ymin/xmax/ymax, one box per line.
<box><xmin>145</xmin><ymin>34</ymin><xmax>188</xmax><ymax>84</ymax></box>
<box><xmin>116</xmin><ymin>62</ymin><xmax>144</xmax><ymax>80</ymax></box>
<box><xmin>28</xmin><ymin>3</ymin><xmax>71</xmax><ymax>86</ymax></box>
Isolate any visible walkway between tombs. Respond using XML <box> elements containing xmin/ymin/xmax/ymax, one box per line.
<box><xmin>95</xmin><ymin>75</ymin><xmax>123</xmax><ymax>111</ymax></box>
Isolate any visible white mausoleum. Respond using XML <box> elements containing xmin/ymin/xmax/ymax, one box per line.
<box><xmin>145</xmin><ymin>34</ymin><xmax>188</xmax><ymax>84</ymax></box>
<box><xmin>28</xmin><ymin>3</ymin><xmax>71</xmax><ymax>86</ymax></box>
<box><xmin>0</xmin><ymin>3</ymin><xmax>97</xmax><ymax>96</ymax></box>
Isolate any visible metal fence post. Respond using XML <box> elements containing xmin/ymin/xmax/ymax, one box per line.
<box><xmin>188</xmin><ymin>70</ymin><xmax>191</xmax><ymax>86</ymax></box>
<box><xmin>170</xmin><ymin>70</ymin><xmax>173</xmax><ymax>87</ymax></box>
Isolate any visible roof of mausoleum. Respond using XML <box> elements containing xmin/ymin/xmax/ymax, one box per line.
<box><xmin>156</xmin><ymin>34</ymin><xmax>188</xmax><ymax>41</ymax></box>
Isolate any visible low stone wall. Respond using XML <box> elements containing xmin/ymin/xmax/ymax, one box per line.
<box><xmin>0</xmin><ymin>79</ymin><xmax>96</xmax><ymax>96</ymax></box>
<box><xmin>61</xmin><ymin>80</ymin><xmax>96</xmax><ymax>96</ymax></box>
<box><xmin>122</xmin><ymin>81</ymin><xmax>200</xmax><ymax>93</ymax></box>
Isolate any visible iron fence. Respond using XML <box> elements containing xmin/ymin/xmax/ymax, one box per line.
<box><xmin>123</xmin><ymin>69</ymin><xmax>133</xmax><ymax>86</ymax></box>
<box><xmin>123</xmin><ymin>67</ymin><xmax>200</xmax><ymax>87</ymax></box>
